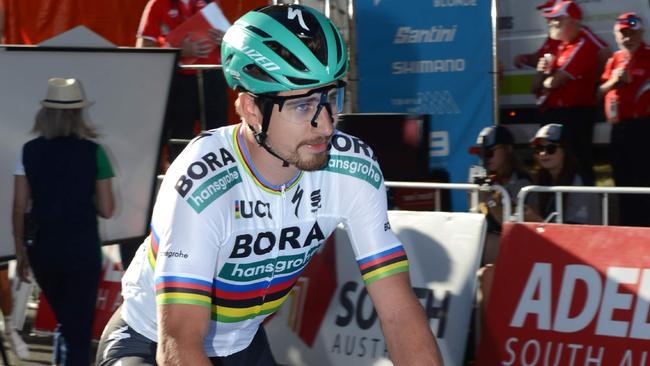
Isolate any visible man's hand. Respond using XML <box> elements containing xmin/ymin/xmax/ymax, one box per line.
<box><xmin>180</xmin><ymin>34</ymin><xmax>214</xmax><ymax>58</ymax></box>
<box><xmin>536</xmin><ymin>56</ymin><xmax>551</xmax><ymax>74</ymax></box>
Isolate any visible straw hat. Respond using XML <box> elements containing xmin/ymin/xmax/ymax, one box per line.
<box><xmin>41</xmin><ymin>78</ymin><xmax>90</xmax><ymax>109</ymax></box>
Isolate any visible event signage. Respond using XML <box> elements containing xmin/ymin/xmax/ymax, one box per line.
<box><xmin>266</xmin><ymin>211</ymin><xmax>486</xmax><ymax>365</ymax></box>
<box><xmin>478</xmin><ymin>223</ymin><xmax>650</xmax><ymax>365</ymax></box>
<box><xmin>355</xmin><ymin>0</ymin><xmax>494</xmax><ymax>209</ymax></box>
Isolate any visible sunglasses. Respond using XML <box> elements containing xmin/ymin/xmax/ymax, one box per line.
<box><xmin>481</xmin><ymin>147</ymin><xmax>500</xmax><ymax>159</ymax></box>
<box><xmin>534</xmin><ymin>143</ymin><xmax>559</xmax><ymax>155</ymax></box>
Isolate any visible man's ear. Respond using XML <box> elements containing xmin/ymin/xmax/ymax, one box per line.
<box><xmin>239</xmin><ymin>93</ymin><xmax>262</xmax><ymax>127</ymax></box>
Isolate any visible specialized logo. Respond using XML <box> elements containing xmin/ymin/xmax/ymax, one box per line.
<box><xmin>394</xmin><ymin>26</ymin><xmax>457</xmax><ymax>44</ymax></box>
<box><xmin>287</xmin><ymin>7</ymin><xmax>310</xmax><ymax>31</ymax></box>
<box><xmin>234</xmin><ymin>200</ymin><xmax>273</xmax><ymax>219</ymax></box>
<box><xmin>310</xmin><ymin>190</ymin><xmax>322</xmax><ymax>213</ymax></box>
<box><xmin>241</xmin><ymin>45</ymin><xmax>280</xmax><ymax>71</ymax></box>
<box><xmin>325</xmin><ymin>155</ymin><xmax>383</xmax><ymax>189</ymax></box>
<box><xmin>291</xmin><ymin>186</ymin><xmax>304</xmax><ymax>218</ymax></box>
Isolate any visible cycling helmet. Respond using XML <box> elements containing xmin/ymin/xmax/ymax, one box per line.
<box><xmin>221</xmin><ymin>4</ymin><xmax>349</xmax><ymax>94</ymax></box>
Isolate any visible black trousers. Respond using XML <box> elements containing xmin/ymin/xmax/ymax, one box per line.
<box><xmin>610</xmin><ymin>117</ymin><xmax>650</xmax><ymax>226</ymax></box>
<box><xmin>30</xmin><ymin>263</ymin><xmax>101</xmax><ymax>366</ymax></box>
<box><xmin>166</xmin><ymin>70</ymin><xmax>229</xmax><ymax>161</ymax></box>
<box><xmin>540</xmin><ymin>107</ymin><xmax>597</xmax><ymax>184</ymax></box>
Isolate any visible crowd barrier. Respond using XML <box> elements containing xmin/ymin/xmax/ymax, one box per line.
<box><xmin>516</xmin><ymin>185</ymin><xmax>650</xmax><ymax>225</ymax></box>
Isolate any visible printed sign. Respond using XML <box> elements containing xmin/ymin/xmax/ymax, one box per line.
<box><xmin>265</xmin><ymin>211</ymin><xmax>486</xmax><ymax>365</ymax></box>
<box><xmin>478</xmin><ymin>223</ymin><xmax>650</xmax><ymax>365</ymax></box>
<box><xmin>355</xmin><ymin>0</ymin><xmax>494</xmax><ymax>209</ymax></box>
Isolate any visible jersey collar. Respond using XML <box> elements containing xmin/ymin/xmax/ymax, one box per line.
<box><xmin>233</xmin><ymin>124</ymin><xmax>302</xmax><ymax>194</ymax></box>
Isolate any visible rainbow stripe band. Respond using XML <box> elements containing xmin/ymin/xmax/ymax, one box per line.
<box><xmin>147</xmin><ymin>227</ymin><xmax>160</xmax><ymax>270</ymax></box>
<box><xmin>155</xmin><ymin>276</ymin><xmax>213</xmax><ymax>308</ymax></box>
<box><xmin>358</xmin><ymin>245</ymin><xmax>409</xmax><ymax>285</ymax></box>
<box><xmin>232</xmin><ymin>124</ymin><xmax>302</xmax><ymax>194</ymax></box>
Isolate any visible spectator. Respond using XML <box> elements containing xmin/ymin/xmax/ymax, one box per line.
<box><xmin>599</xmin><ymin>13</ymin><xmax>650</xmax><ymax>227</ymax></box>
<box><xmin>471</xmin><ymin>126</ymin><xmax>537</xmax><ymax>323</ymax></box>
<box><xmin>532</xmin><ymin>1</ymin><xmax>611</xmax><ymax>183</ymax></box>
<box><xmin>136</xmin><ymin>0</ymin><xmax>229</xmax><ymax>164</ymax></box>
<box><xmin>529</xmin><ymin>123</ymin><xmax>600</xmax><ymax>224</ymax></box>
<box><xmin>12</xmin><ymin>78</ymin><xmax>115</xmax><ymax>366</ymax></box>
<box><xmin>514</xmin><ymin>1</ymin><xmax>610</xmax><ymax>71</ymax></box>
<box><xmin>472</xmin><ymin>125</ymin><xmax>532</xmax><ymax>264</ymax></box>
<box><xmin>0</xmin><ymin>262</ymin><xmax>29</xmax><ymax>360</ymax></box>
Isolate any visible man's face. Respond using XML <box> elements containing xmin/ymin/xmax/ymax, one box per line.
<box><xmin>264</xmin><ymin>83</ymin><xmax>343</xmax><ymax>171</ymax></box>
<box><xmin>615</xmin><ymin>27</ymin><xmax>644</xmax><ymax>52</ymax></box>
<box><xmin>548</xmin><ymin>16</ymin><xmax>577</xmax><ymax>41</ymax></box>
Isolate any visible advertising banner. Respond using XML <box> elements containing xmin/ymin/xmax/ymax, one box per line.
<box><xmin>478</xmin><ymin>223</ymin><xmax>650</xmax><ymax>365</ymax></box>
<box><xmin>355</xmin><ymin>0</ymin><xmax>494</xmax><ymax>210</ymax></box>
<box><xmin>266</xmin><ymin>211</ymin><xmax>486</xmax><ymax>365</ymax></box>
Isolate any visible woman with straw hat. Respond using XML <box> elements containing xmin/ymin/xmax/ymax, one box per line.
<box><xmin>12</xmin><ymin>77</ymin><xmax>115</xmax><ymax>366</ymax></box>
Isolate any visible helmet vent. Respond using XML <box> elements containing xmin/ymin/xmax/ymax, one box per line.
<box><xmin>245</xmin><ymin>25</ymin><xmax>271</xmax><ymax>38</ymax></box>
<box><xmin>242</xmin><ymin>64</ymin><xmax>277</xmax><ymax>83</ymax></box>
<box><xmin>264</xmin><ymin>40</ymin><xmax>308</xmax><ymax>72</ymax></box>
<box><xmin>286</xmin><ymin>76</ymin><xmax>319</xmax><ymax>86</ymax></box>
<box><xmin>330</xmin><ymin>23</ymin><xmax>343</xmax><ymax>62</ymax></box>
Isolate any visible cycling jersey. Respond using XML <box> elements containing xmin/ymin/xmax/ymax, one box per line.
<box><xmin>120</xmin><ymin>124</ymin><xmax>409</xmax><ymax>357</ymax></box>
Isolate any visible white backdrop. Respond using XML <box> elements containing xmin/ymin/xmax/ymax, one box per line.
<box><xmin>265</xmin><ymin>210</ymin><xmax>487</xmax><ymax>366</ymax></box>
<box><xmin>0</xmin><ymin>46</ymin><xmax>177</xmax><ymax>258</ymax></box>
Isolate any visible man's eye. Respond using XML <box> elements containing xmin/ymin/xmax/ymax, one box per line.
<box><xmin>293</xmin><ymin>102</ymin><xmax>316</xmax><ymax>112</ymax></box>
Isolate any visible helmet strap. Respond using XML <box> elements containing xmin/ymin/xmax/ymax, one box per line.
<box><xmin>250</xmin><ymin>99</ymin><xmax>290</xmax><ymax>168</ymax></box>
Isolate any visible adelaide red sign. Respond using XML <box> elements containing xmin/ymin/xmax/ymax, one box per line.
<box><xmin>478</xmin><ymin>223</ymin><xmax>650</xmax><ymax>365</ymax></box>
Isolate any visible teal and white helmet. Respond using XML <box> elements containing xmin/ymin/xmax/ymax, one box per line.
<box><xmin>221</xmin><ymin>4</ymin><xmax>349</xmax><ymax>94</ymax></box>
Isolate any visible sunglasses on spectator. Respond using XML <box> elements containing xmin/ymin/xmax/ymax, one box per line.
<box><xmin>481</xmin><ymin>146</ymin><xmax>501</xmax><ymax>159</ymax></box>
<box><xmin>534</xmin><ymin>144</ymin><xmax>559</xmax><ymax>155</ymax></box>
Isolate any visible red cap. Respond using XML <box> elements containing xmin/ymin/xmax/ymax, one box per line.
<box><xmin>536</xmin><ymin>0</ymin><xmax>559</xmax><ymax>11</ymax></box>
<box><xmin>616</xmin><ymin>12</ymin><xmax>644</xmax><ymax>31</ymax></box>
<box><xmin>544</xmin><ymin>1</ymin><xmax>582</xmax><ymax>20</ymax></box>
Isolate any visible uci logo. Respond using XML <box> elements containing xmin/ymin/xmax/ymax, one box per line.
<box><xmin>235</xmin><ymin>200</ymin><xmax>273</xmax><ymax>219</ymax></box>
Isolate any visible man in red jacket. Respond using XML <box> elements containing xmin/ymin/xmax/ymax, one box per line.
<box><xmin>600</xmin><ymin>12</ymin><xmax>650</xmax><ymax>226</ymax></box>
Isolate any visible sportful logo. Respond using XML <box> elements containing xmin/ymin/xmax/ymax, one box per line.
<box><xmin>287</xmin><ymin>7</ymin><xmax>310</xmax><ymax>31</ymax></box>
<box><xmin>241</xmin><ymin>45</ymin><xmax>280</xmax><ymax>71</ymax></box>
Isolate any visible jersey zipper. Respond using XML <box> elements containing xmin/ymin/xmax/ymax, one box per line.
<box><xmin>259</xmin><ymin>184</ymin><xmax>286</xmax><ymax>314</ymax></box>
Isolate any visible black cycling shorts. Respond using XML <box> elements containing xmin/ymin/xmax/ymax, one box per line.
<box><xmin>96</xmin><ymin>307</ymin><xmax>277</xmax><ymax>366</ymax></box>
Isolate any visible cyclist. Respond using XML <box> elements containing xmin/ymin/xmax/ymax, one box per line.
<box><xmin>96</xmin><ymin>4</ymin><xmax>442</xmax><ymax>365</ymax></box>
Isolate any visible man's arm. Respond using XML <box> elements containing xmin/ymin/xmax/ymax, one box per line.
<box><xmin>156</xmin><ymin>303</ymin><xmax>212</xmax><ymax>366</ymax></box>
<box><xmin>366</xmin><ymin>272</ymin><xmax>443</xmax><ymax>365</ymax></box>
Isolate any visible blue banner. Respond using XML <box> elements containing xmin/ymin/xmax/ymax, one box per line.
<box><xmin>355</xmin><ymin>0</ymin><xmax>493</xmax><ymax>210</ymax></box>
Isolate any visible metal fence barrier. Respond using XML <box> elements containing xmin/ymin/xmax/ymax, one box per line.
<box><xmin>385</xmin><ymin>181</ymin><xmax>512</xmax><ymax>223</ymax></box>
<box><xmin>516</xmin><ymin>185</ymin><xmax>650</xmax><ymax>225</ymax></box>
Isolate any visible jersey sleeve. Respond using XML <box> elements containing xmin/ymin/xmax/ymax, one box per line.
<box><xmin>149</xmin><ymin>170</ymin><xmax>223</xmax><ymax>309</ymax></box>
<box><xmin>343</xmin><ymin>178</ymin><xmax>409</xmax><ymax>286</ymax></box>
<box><xmin>96</xmin><ymin>145</ymin><xmax>115</xmax><ymax>180</ymax></box>
<box><xmin>137</xmin><ymin>0</ymin><xmax>164</xmax><ymax>43</ymax></box>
